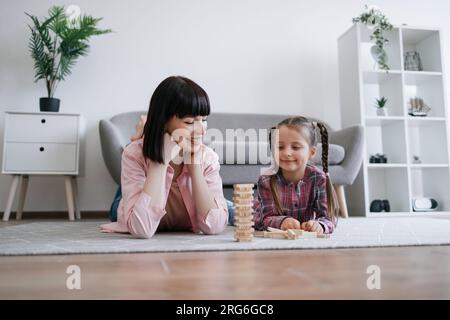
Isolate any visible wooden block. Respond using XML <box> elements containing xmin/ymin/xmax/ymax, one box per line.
<box><xmin>233</xmin><ymin>192</ymin><xmax>254</xmax><ymax>199</ymax></box>
<box><xmin>235</xmin><ymin>222</ymin><xmax>255</xmax><ymax>229</ymax></box>
<box><xmin>235</xmin><ymin>237</ymin><xmax>253</xmax><ymax>242</ymax></box>
<box><xmin>288</xmin><ymin>229</ymin><xmax>304</xmax><ymax>235</ymax></box>
<box><xmin>263</xmin><ymin>231</ymin><xmax>287</xmax><ymax>239</ymax></box>
<box><xmin>254</xmin><ymin>231</ymin><xmax>265</xmax><ymax>237</ymax></box>
<box><xmin>234</xmin><ymin>206</ymin><xmax>253</xmax><ymax>212</ymax></box>
<box><xmin>233</xmin><ymin>184</ymin><xmax>254</xmax><ymax>192</ymax></box>
<box><xmin>317</xmin><ymin>234</ymin><xmax>330</xmax><ymax>238</ymax></box>
<box><xmin>234</xmin><ymin>183</ymin><xmax>254</xmax><ymax>188</ymax></box>
<box><xmin>301</xmin><ymin>231</ymin><xmax>317</xmax><ymax>238</ymax></box>
<box><xmin>235</xmin><ymin>229</ymin><xmax>254</xmax><ymax>236</ymax></box>
<box><xmin>234</xmin><ymin>211</ymin><xmax>253</xmax><ymax>219</ymax></box>
<box><xmin>267</xmin><ymin>227</ymin><xmax>283</xmax><ymax>232</ymax></box>
<box><xmin>233</xmin><ymin>216</ymin><xmax>254</xmax><ymax>223</ymax></box>
<box><xmin>233</xmin><ymin>197</ymin><xmax>254</xmax><ymax>204</ymax></box>
<box><xmin>287</xmin><ymin>229</ymin><xmax>297</xmax><ymax>240</ymax></box>
<box><xmin>235</xmin><ymin>233</ymin><xmax>254</xmax><ymax>241</ymax></box>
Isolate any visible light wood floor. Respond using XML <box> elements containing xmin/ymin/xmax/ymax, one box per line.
<box><xmin>1</xmin><ymin>246</ymin><xmax>450</xmax><ymax>299</ymax></box>
<box><xmin>1</xmin><ymin>215</ymin><xmax>450</xmax><ymax>299</ymax></box>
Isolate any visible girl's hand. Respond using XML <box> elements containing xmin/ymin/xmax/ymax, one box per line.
<box><xmin>280</xmin><ymin>217</ymin><xmax>301</xmax><ymax>230</ymax></box>
<box><xmin>301</xmin><ymin>220</ymin><xmax>324</xmax><ymax>234</ymax></box>
<box><xmin>131</xmin><ymin>115</ymin><xmax>147</xmax><ymax>141</ymax></box>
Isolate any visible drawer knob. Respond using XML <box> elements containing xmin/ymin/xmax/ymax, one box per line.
<box><xmin>39</xmin><ymin>147</ymin><xmax>45</xmax><ymax>152</ymax></box>
<box><xmin>41</xmin><ymin>119</ymin><xmax>46</xmax><ymax>124</ymax></box>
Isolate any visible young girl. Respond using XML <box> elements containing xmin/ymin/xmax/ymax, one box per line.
<box><xmin>254</xmin><ymin>117</ymin><xmax>339</xmax><ymax>234</ymax></box>
<box><xmin>101</xmin><ymin>76</ymin><xmax>228</xmax><ymax>238</ymax></box>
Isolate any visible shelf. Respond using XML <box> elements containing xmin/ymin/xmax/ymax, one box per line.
<box><xmin>367</xmin><ymin>164</ymin><xmax>407</xmax><ymax>168</ymax></box>
<box><xmin>407</xmin><ymin>117</ymin><xmax>446</xmax><ymax>124</ymax></box>
<box><xmin>407</xmin><ymin>120</ymin><xmax>449</xmax><ymax>164</ymax></box>
<box><xmin>367</xmin><ymin>211</ymin><xmax>450</xmax><ymax>217</ymax></box>
<box><xmin>410</xmin><ymin>164</ymin><xmax>449</xmax><ymax>168</ymax></box>
<box><xmin>410</xmin><ymin>167</ymin><xmax>450</xmax><ymax>211</ymax></box>
<box><xmin>362</xmin><ymin>71</ymin><xmax>403</xmax><ymax>117</ymax></box>
<box><xmin>401</xmin><ymin>28</ymin><xmax>442</xmax><ymax>72</ymax></box>
<box><xmin>366</xmin><ymin>120</ymin><xmax>407</xmax><ymax>163</ymax></box>
<box><xmin>339</xmin><ymin>25</ymin><xmax>449</xmax><ymax>217</ymax></box>
<box><xmin>367</xmin><ymin>167</ymin><xmax>410</xmax><ymax>212</ymax></box>
<box><xmin>359</xmin><ymin>25</ymin><xmax>402</xmax><ymax>71</ymax></box>
<box><xmin>362</xmin><ymin>70</ymin><xmax>402</xmax><ymax>83</ymax></box>
<box><xmin>404</xmin><ymin>72</ymin><xmax>442</xmax><ymax>85</ymax></box>
<box><xmin>365</xmin><ymin>116</ymin><xmax>404</xmax><ymax>126</ymax></box>
<box><xmin>404</xmin><ymin>73</ymin><xmax>445</xmax><ymax>117</ymax></box>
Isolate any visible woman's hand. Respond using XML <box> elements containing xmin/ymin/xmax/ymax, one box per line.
<box><xmin>162</xmin><ymin>133</ymin><xmax>182</xmax><ymax>166</ymax></box>
<box><xmin>171</xmin><ymin>128</ymin><xmax>204</xmax><ymax>166</ymax></box>
<box><xmin>301</xmin><ymin>220</ymin><xmax>324</xmax><ymax>234</ymax></box>
<box><xmin>280</xmin><ymin>217</ymin><xmax>301</xmax><ymax>230</ymax></box>
<box><xmin>131</xmin><ymin>115</ymin><xmax>147</xmax><ymax>141</ymax></box>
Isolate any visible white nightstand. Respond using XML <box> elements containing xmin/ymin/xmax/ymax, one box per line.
<box><xmin>2</xmin><ymin>111</ymin><xmax>81</xmax><ymax>221</ymax></box>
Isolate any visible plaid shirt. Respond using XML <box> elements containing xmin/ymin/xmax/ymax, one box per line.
<box><xmin>254</xmin><ymin>165</ymin><xmax>336</xmax><ymax>234</ymax></box>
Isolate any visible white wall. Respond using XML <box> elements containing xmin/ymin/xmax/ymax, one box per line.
<box><xmin>1</xmin><ymin>0</ymin><xmax>450</xmax><ymax>212</ymax></box>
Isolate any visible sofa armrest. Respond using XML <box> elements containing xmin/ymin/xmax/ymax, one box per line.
<box><xmin>329</xmin><ymin>125</ymin><xmax>364</xmax><ymax>186</ymax></box>
<box><xmin>99</xmin><ymin>119</ymin><xmax>127</xmax><ymax>185</ymax></box>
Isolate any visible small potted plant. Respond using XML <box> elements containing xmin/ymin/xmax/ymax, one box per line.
<box><xmin>375</xmin><ymin>96</ymin><xmax>388</xmax><ymax>116</ymax></box>
<box><xmin>353</xmin><ymin>5</ymin><xmax>393</xmax><ymax>71</ymax></box>
<box><xmin>27</xmin><ymin>5</ymin><xmax>111</xmax><ymax>112</ymax></box>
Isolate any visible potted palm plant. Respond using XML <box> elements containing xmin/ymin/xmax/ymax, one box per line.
<box><xmin>27</xmin><ymin>5</ymin><xmax>111</xmax><ymax>112</ymax></box>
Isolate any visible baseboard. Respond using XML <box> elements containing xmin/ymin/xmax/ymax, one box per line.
<box><xmin>0</xmin><ymin>211</ymin><xmax>109</xmax><ymax>219</ymax></box>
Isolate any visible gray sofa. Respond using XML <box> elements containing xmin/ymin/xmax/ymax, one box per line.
<box><xmin>99</xmin><ymin>112</ymin><xmax>364</xmax><ymax>217</ymax></box>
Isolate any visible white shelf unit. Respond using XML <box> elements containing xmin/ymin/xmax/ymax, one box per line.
<box><xmin>338</xmin><ymin>24</ymin><xmax>450</xmax><ymax>217</ymax></box>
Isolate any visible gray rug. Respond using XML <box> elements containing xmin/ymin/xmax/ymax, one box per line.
<box><xmin>1</xmin><ymin>217</ymin><xmax>450</xmax><ymax>256</ymax></box>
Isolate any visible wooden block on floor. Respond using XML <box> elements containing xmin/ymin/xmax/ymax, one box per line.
<box><xmin>234</xmin><ymin>235</ymin><xmax>253</xmax><ymax>242</ymax></box>
<box><xmin>267</xmin><ymin>227</ymin><xmax>283</xmax><ymax>232</ymax></box>
<box><xmin>317</xmin><ymin>234</ymin><xmax>330</xmax><ymax>238</ymax></box>
<box><xmin>301</xmin><ymin>231</ymin><xmax>317</xmax><ymax>238</ymax></box>
<box><xmin>254</xmin><ymin>231</ymin><xmax>265</xmax><ymax>237</ymax></box>
<box><xmin>287</xmin><ymin>229</ymin><xmax>297</xmax><ymax>240</ymax></box>
<box><xmin>235</xmin><ymin>229</ymin><xmax>255</xmax><ymax>236</ymax></box>
<box><xmin>263</xmin><ymin>231</ymin><xmax>287</xmax><ymax>239</ymax></box>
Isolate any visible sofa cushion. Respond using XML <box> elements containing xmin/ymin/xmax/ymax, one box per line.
<box><xmin>311</xmin><ymin>143</ymin><xmax>346</xmax><ymax>165</ymax></box>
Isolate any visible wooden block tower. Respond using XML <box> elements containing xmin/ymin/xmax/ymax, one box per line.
<box><xmin>233</xmin><ymin>184</ymin><xmax>255</xmax><ymax>242</ymax></box>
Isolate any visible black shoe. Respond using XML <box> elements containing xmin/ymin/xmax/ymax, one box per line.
<box><xmin>370</xmin><ymin>200</ymin><xmax>383</xmax><ymax>212</ymax></box>
<box><xmin>383</xmin><ymin>200</ymin><xmax>390</xmax><ymax>212</ymax></box>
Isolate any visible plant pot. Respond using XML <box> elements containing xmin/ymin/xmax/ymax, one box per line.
<box><xmin>376</xmin><ymin>108</ymin><xmax>387</xmax><ymax>116</ymax></box>
<box><xmin>40</xmin><ymin>97</ymin><xmax>60</xmax><ymax>112</ymax></box>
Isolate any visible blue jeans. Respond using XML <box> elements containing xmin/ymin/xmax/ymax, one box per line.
<box><xmin>109</xmin><ymin>186</ymin><xmax>236</xmax><ymax>226</ymax></box>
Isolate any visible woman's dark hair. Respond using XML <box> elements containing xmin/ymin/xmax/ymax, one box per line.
<box><xmin>142</xmin><ymin>76</ymin><xmax>210</xmax><ymax>163</ymax></box>
<box><xmin>268</xmin><ymin>116</ymin><xmax>340</xmax><ymax>222</ymax></box>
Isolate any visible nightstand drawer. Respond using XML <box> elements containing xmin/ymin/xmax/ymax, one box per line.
<box><xmin>5</xmin><ymin>113</ymin><xmax>78</xmax><ymax>143</ymax></box>
<box><xmin>4</xmin><ymin>143</ymin><xmax>77</xmax><ymax>173</ymax></box>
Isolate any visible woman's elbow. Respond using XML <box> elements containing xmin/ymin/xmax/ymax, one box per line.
<box><xmin>127</xmin><ymin>211</ymin><xmax>158</xmax><ymax>239</ymax></box>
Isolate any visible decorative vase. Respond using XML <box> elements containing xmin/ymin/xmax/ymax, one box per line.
<box><xmin>376</xmin><ymin>108</ymin><xmax>387</xmax><ymax>116</ymax></box>
<box><xmin>404</xmin><ymin>51</ymin><xmax>423</xmax><ymax>71</ymax></box>
<box><xmin>39</xmin><ymin>97</ymin><xmax>60</xmax><ymax>112</ymax></box>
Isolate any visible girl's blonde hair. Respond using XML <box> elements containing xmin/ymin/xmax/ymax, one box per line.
<box><xmin>269</xmin><ymin>116</ymin><xmax>340</xmax><ymax>222</ymax></box>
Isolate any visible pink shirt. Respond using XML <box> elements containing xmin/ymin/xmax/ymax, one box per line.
<box><xmin>100</xmin><ymin>139</ymin><xmax>228</xmax><ymax>238</ymax></box>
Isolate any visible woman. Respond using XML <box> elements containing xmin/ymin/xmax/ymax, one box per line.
<box><xmin>101</xmin><ymin>76</ymin><xmax>228</xmax><ymax>238</ymax></box>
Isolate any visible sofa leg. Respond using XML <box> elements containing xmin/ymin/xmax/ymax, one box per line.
<box><xmin>334</xmin><ymin>185</ymin><xmax>349</xmax><ymax>218</ymax></box>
